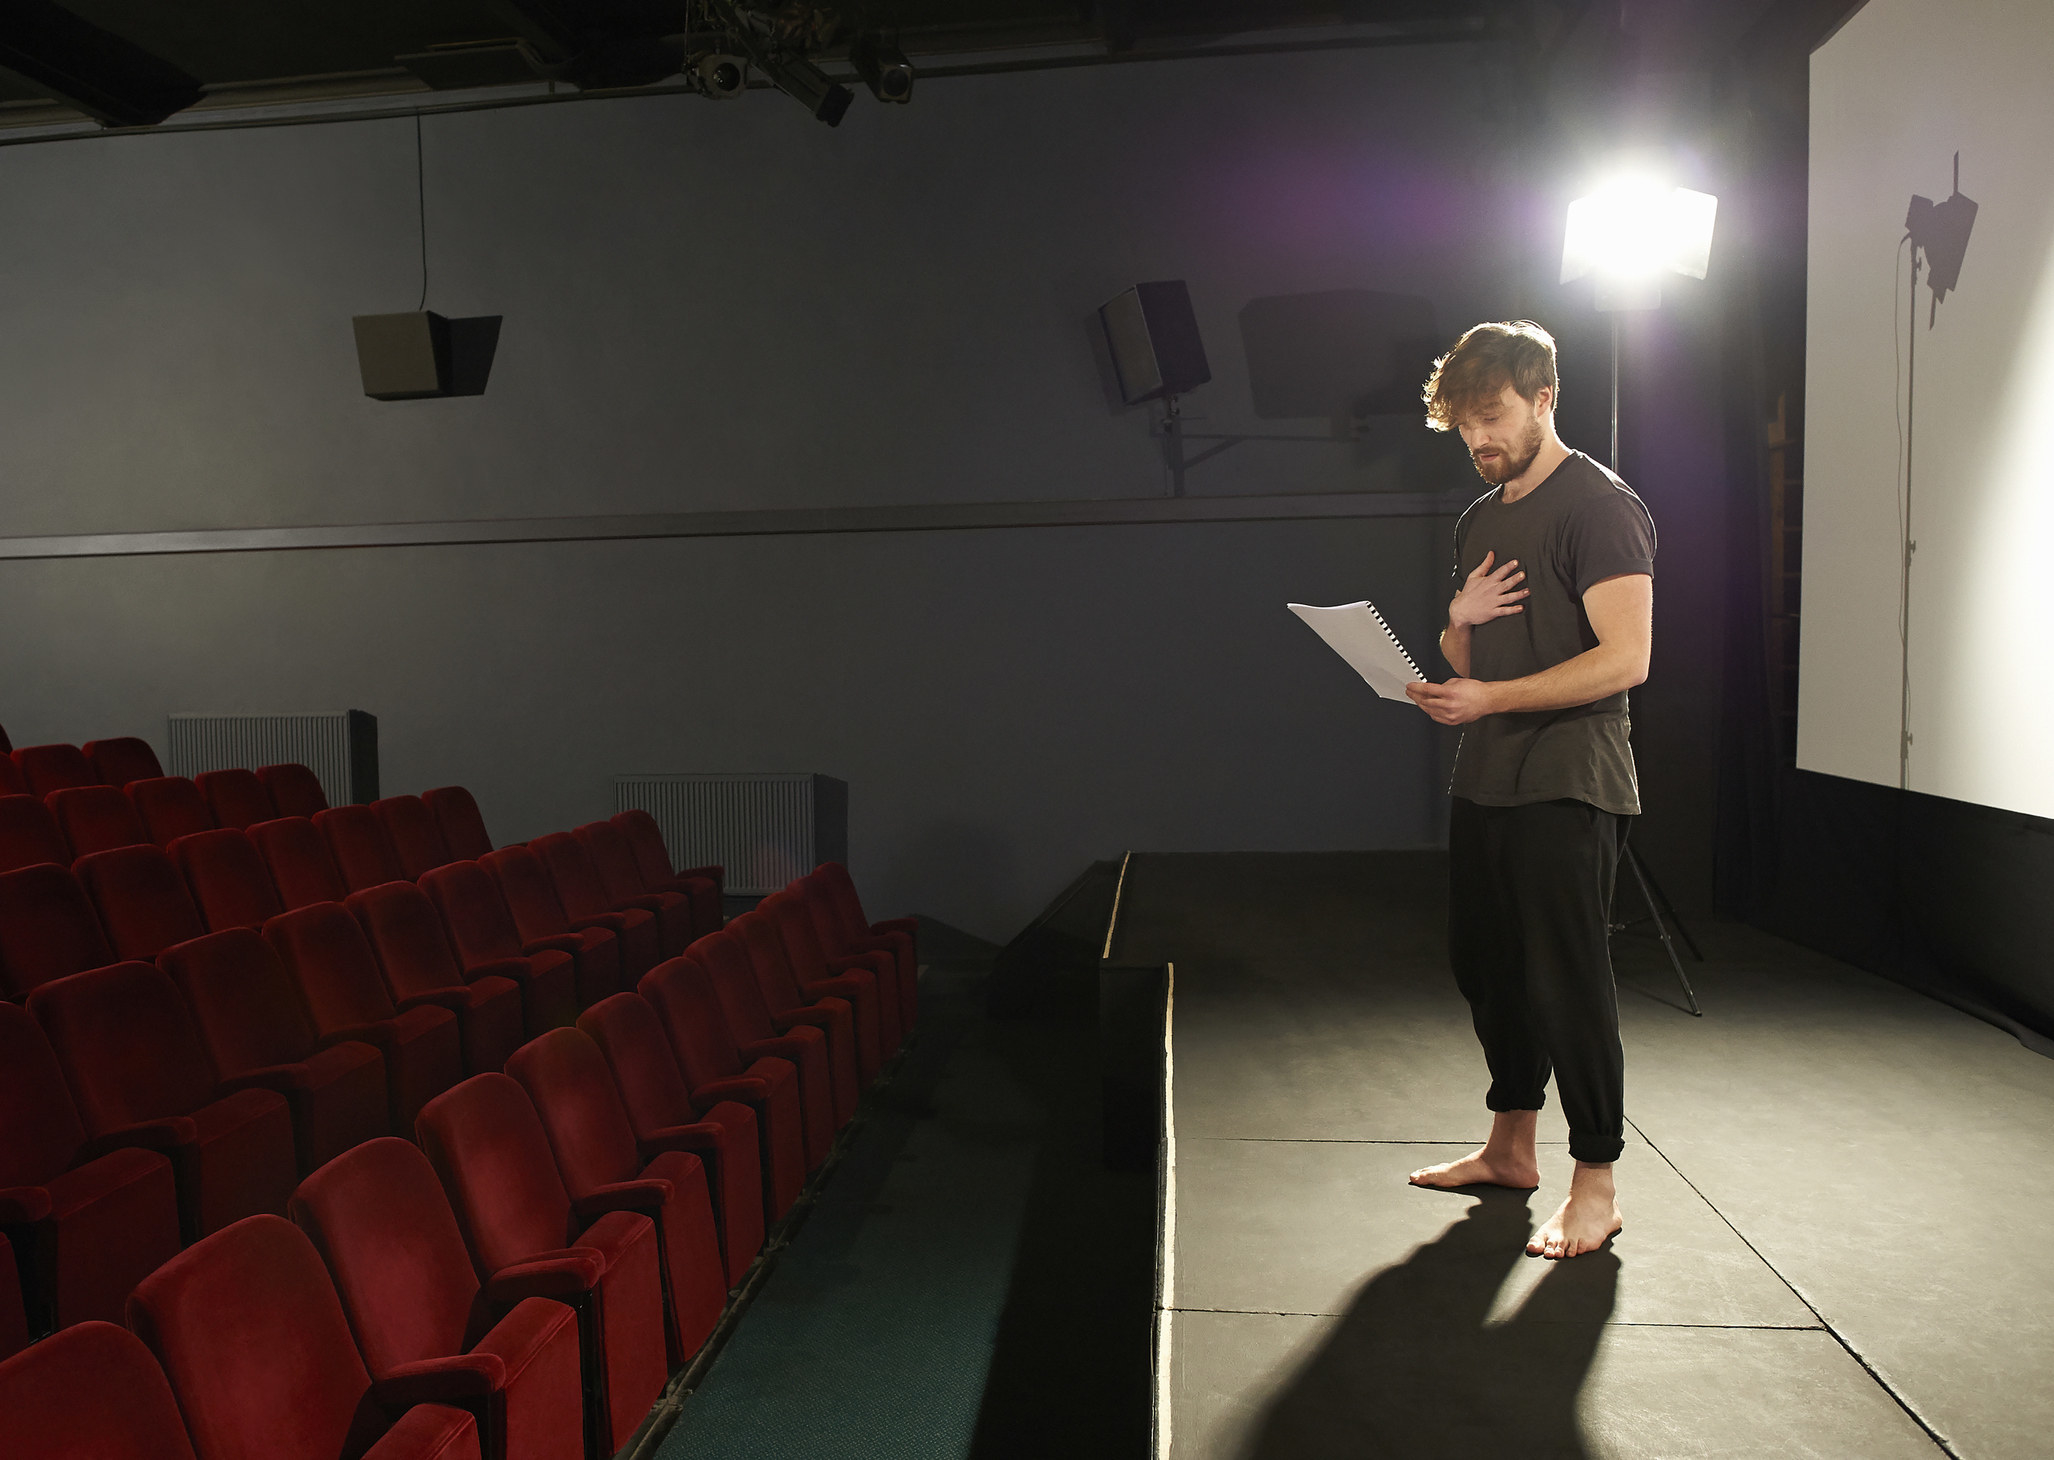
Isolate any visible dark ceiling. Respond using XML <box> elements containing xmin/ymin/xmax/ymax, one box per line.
<box><xmin>0</xmin><ymin>0</ymin><xmax>1826</xmax><ymax>135</ymax></box>
<box><xmin>0</xmin><ymin>1</ymin><xmax>1496</xmax><ymax>128</ymax></box>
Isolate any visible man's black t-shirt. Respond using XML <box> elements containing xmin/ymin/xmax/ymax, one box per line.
<box><xmin>1448</xmin><ymin>450</ymin><xmax>1656</xmax><ymax>815</ymax></box>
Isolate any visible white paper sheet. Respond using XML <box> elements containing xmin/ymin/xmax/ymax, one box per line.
<box><xmin>1287</xmin><ymin>600</ymin><xmax>1426</xmax><ymax>701</ymax></box>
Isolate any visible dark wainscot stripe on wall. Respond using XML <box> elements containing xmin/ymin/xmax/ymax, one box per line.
<box><xmin>0</xmin><ymin>491</ymin><xmax>1463</xmax><ymax>562</ymax></box>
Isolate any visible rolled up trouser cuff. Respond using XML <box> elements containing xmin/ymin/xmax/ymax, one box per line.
<box><xmin>1568</xmin><ymin>1132</ymin><xmax>1624</xmax><ymax>1164</ymax></box>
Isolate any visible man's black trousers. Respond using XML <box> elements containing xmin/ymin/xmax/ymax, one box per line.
<box><xmin>1448</xmin><ymin>796</ymin><xmax>1628</xmax><ymax>1165</ymax></box>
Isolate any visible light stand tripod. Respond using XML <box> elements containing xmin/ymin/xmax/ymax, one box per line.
<box><xmin>1604</xmin><ymin>310</ymin><xmax>1703</xmax><ymax>1018</ymax></box>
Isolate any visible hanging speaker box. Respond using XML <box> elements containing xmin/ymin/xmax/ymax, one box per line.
<box><xmin>352</xmin><ymin>311</ymin><xmax>452</xmax><ymax>400</ymax></box>
<box><xmin>1098</xmin><ymin>281</ymin><xmax>1210</xmax><ymax>404</ymax></box>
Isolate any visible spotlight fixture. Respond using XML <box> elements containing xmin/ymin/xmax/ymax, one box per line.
<box><xmin>759</xmin><ymin>52</ymin><xmax>851</xmax><ymax>125</ymax></box>
<box><xmin>695</xmin><ymin>51</ymin><xmax>747</xmax><ymax>99</ymax></box>
<box><xmin>1560</xmin><ymin>176</ymin><xmax>1718</xmax><ymax>312</ymax></box>
<box><xmin>850</xmin><ymin>32</ymin><xmax>913</xmax><ymax>103</ymax></box>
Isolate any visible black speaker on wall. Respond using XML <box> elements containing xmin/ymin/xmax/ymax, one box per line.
<box><xmin>1099</xmin><ymin>280</ymin><xmax>1211</xmax><ymax>404</ymax></box>
<box><xmin>352</xmin><ymin>311</ymin><xmax>451</xmax><ymax>400</ymax></box>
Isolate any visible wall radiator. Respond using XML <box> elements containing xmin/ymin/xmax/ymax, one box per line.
<box><xmin>167</xmin><ymin>710</ymin><xmax>379</xmax><ymax>807</ymax></box>
<box><xmin>614</xmin><ymin>773</ymin><xmax>847</xmax><ymax>897</ymax></box>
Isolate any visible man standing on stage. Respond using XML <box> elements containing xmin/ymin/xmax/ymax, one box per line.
<box><xmin>1401</xmin><ymin>320</ymin><xmax>1654</xmax><ymax>1261</ymax></box>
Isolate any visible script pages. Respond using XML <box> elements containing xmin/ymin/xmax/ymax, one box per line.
<box><xmin>1287</xmin><ymin>601</ymin><xmax>1426</xmax><ymax>701</ymax></box>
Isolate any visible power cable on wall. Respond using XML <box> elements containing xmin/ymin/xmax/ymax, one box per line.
<box><xmin>414</xmin><ymin>111</ymin><xmax>428</xmax><ymax>311</ymax></box>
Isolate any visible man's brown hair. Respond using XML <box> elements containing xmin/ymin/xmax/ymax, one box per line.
<box><xmin>1421</xmin><ymin>320</ymin><xmax>1559</xmax><ymax>431</ymax></box>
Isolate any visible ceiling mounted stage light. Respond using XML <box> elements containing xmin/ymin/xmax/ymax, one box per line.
<box><xmin>695</xmin><ymin>51</ymin><xmax>747</xmax><ymax>98</ymax></box>
<box><xmin>1560</xmin><ymin>178</ymin><xmax>1718</xmax><ymax>312</ymax></box>
<box><xmin>760</xmin><ymin>52</ymin><xmax>851</xmax><ymax>126</ymax></box>
<box><xmin>850</xmin><ymin>32</ymin><xmax>913</xmax><ymax>103</ymax></box>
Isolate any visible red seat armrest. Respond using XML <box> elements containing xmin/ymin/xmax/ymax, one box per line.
<box><xmin>461</xmin><ymin>956</ymin><xmax>533</xmax><ymax>985</ymax></box>
<box><xmin>693</xmin><ymin>1075</ymin><xmax>770</xmax><ymax>1104</ymax></box>
<box><xmin>395</xmin><ymin>988</ymin><xmax>473</xmax><ymax>1016</ymax></box>
<box><xmin>571</xmin><ymin>1178</ymin><xmax>673</xmax><ymax>1222</ymax></box>
<box><xmin>79</xmin><ymin>1116</ymin><xmax>197</xmax><ymax>1160</ymax></box>
<box><xmin>482</xmin><ymin>1248</ymin><xmax>606</xmax><ymax>1304</ymax></box>
<box><xmin>741</xmin><ymin>1035</ymin><xmax>814</xmax><ymax>1066</ymax></box>
<box><xmin>372</xmin><ymin>1353</ymin><xmax>506</xmax><ymax>1406</ymax></box>
<box><xmin>0</xmin><ymin>1185</ymin><xmax>52</xmax><ymax>1224</ymax></box>
<box><xmin>522</xmin><ymin>935</ymin><xmax>586</xmax><ymax>957</ymax></box>
<box><xmin>220</xmin><ymin>1063</ymin><xmax>319</xmax><ymax>1095</ymax></box>
<box><xmin>637</xmin><ymin>1123</ymin><xmax>721</xmax><ymax>1163</ymax></box>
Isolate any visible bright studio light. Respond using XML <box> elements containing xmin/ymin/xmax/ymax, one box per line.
<box><xmin>1561</xmin><ymin>178</ymin><xmax>1717</xmax><ymax>310</ymax></box>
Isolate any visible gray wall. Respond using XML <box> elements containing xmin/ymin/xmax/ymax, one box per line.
<box><xmin>0</xmin><ymin>46</ymin><xmax>1666</xmax><ymax>941</ymax></box>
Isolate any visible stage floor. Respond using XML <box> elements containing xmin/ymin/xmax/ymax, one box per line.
<box><xmin>1117</xmin><ymin>851</ymin><xmax>2054</xmax><ymax>1460</ymax></box>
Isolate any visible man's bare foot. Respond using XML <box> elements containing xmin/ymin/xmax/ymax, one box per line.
<box><xmin>1409</xmin><ymin>1109</ymin><xmax>1540</xmax><ymax>1190</ymax></box>
<box><xmin>1527</xmin><ymin>1160</ymin><xmax>1622</xmax><ymax>1259</ymax></box>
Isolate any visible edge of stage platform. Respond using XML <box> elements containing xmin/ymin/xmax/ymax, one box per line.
<box><xmin>1091</xmin><ymin>851</ymin><xmax>1177</xmax><ymax>1459</ymax></box>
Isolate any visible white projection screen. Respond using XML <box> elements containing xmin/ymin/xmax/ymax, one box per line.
<box><xmin>1801</xmin><ymin>0</ymin><xmax>2054</xmax><ymax>819</ymax></box>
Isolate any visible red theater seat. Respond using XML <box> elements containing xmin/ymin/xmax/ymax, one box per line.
<box><xmin>265</xmin><ymin>903</ymin><xmax>465</xmax><ymax>1130</ymax></box>
<box><xmin>160</xmin><ymin>930</ymin><xmax>388</xmax><ymax>1174</ymax></box>
<box><xmin>128</xmin><ymin>777</ymin><xmax>218</xmax><ymax>847</ymax></box>
<box><xmin>0</xmin><ymin>794</ymin><xmax>69</xmax><ymax>875</ymax></box>
<box><xmin>530</xmin><ymin>834</ymin><xmax>659</xmax><ymax>984</ymax></box>
<box><xmin>508</xmin><ymin>1030</ymin><xmax>729</xmax><ymax>1363</ymax></box>
<box><xmin>376</xmin><ymin>795</ymin><xmax>456</xmax><ymax>880</ymax></box>
<box><xmin>425</xmin><ymin>786</ymin><xmax>495</xmax><ymax>862</ymax></box>
<box><xmin>817</xmin><ymin>861</ymin><xmax>919</xmax><ymax>1031</ymax></box>
<box><xmin>291</xmin><ymin>1139</ymin><xmax>584</xmax><ymax>1460</ymax></box>
<box><xmin>584</xmin><ymin>817</ymin><xmax>718</xmax><ymax>941</ymax></box>
<box><xmin>573</xmin><ymin>822</ymin><xmax>697</xmax><ymax>956</ymax></box>
<box><xmin>761</xmin><ymin>890</ymin><xmax>897</xmax><ymax>1062</ymax></box>
<box><xmin>257</xmin><ymin>762</ymin><xmax>329</xmax><ymax>818</ymax></box>
<box><xmin>349</xmin><ymin>882</ymin><xmax>525</xmax><ymax>1075</ymax></box>
<box><xmin>416</xmin><ymin>1076</ymin><xmax>668</xmax><ymax>1455</ymax></box>
<box><xmin>0</xmin><ymin>1002</ymin><xmax>181</xmax><ymax>1330</ymax></box>
<box><xmin>46</xmin><ymin>785</ymin><xmax>151</xmax><ymax>858</ymax></box>
<box><xmin>420</xmin><ymin>862</ymin><xmax>579</xmax><ymax>1035</ymax></box>
<box><xmin>0</xmin><ymin>864</ymin><xmax>119</xmax><ymax>1001</ymax></box>
<box><xmin>690</xmin><ymin>928</ymin><xmax>854</xmax><ymax>1133</ymax></box>
<box><xmin>797</xmin><ymin>868</ymin><xmax>914</xmax><ymax>1035</ymax></box>
<box><xmin>317</xmin><ymin>804</ymin><xmax>407</xmax><ymax>892</ymax></box>
<box><xmin>579</xmin><ymin>993</ymin><xmax>784</xmax><ymax>1241</ymax></box>
<box><xmin>483</xmin><ymin>847</ymin><xmax>623</xmax><ymax>1009</ymax></box>
<box><xmin>250</xmin><ymin>815</ymin><xmax>352</xmax><ymax>909</ymax></box>
<box><xmin>28</xmin><ymin>963</ymin><xmax>297</xmax><ymax>1241</ymax></box>
<box><xmin>0</xmin><ymin>758</ymin><xmax>18</xmax><ymax>797</ymax></box>
<box><xmin>730</xmin><ymin>909</ymin><xmax>871</xmax><ymax>1100</ymax></box>
<box><xmin>12</xmin><ymin>744</ymin><xmax>98</xmax><ymax>799</ymax></box>
<box><xmin>0</xmin><ymin>1320</ymin><xmax>201</xmax><ymax>1460</ymax></box>
<box><xmin>82</xmin><ymin>736</ymin><xmax>164</xmax><ymax>788</ymax></box>
<box><xmin>640</xmin><ymin>954</ymin><xmax>833</xmax><ymax>1172</ymax></box>
<box><xmin>74</xmin><ymin>844</ymin><xmax>207</xmax><ymax>961</ymax></box>
<box><xmin>170</xmin><ymin>828</ymin><xmax>286</xmax><ymax>932</ymax></box>
<box><xmin>609</xmin><ymin>809</ymin><xmax>725</xmax><ymax>911</ymax></box>
<box><xmin>194</xmin><ymin>767</ymin><xmax>276</xmax><ymax>830</ymax></box>
<box><xmin>0</xmin><ymin>1234</ymin><xmax>22</xmax><ymax>1361</ymax></box>
<box><xmin>129</xmin><ymin>1215</ymin><xmax>484</xmax><ymax>1460</ymax></box>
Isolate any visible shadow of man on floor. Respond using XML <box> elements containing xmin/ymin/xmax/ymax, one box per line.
<box><xmin>1239</xmin><ymin>1188</ymin><xmax>1619</xmax><ymax>1459</ymax></box>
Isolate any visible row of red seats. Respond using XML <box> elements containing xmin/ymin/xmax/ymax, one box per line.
<box><xmin>1</xmin><ymin>868</ymin><xmax>919</xmax><ymax>1460</ymax></box>
<box><xmin>0</xmin><ymin>789</ymin><xmax>719</xmax><ymax>1004</ymax></box>
<box><xmin>0</xmin><ymin>731</ymin><xmax>327</xmax><ymax>816</ymax></box>
<box><xmin>0</xmin><ymin>863</ymin><xmax>907</xmax><ymax>1336</ymax></box>
<box><xmin>0</xmin><ymin>807</ymin><xmax>734</xmax><ymax>1328</ymax></box>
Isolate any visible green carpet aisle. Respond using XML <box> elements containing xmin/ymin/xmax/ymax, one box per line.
<box><xmin>657</xmin><ymin>957</ymin><xmax>1153</xmax><ymax>1460</ymax></box>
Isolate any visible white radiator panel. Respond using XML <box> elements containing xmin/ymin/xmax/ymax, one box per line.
<box><xmin>166</xmin><ymin>711</ymin><xmax>377</xmax><ymax>806</ymax></box>
<box><xmin>613</xmin><ymin>773</ymin><xmax>847</xmax><ymax>896</ymax></box>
